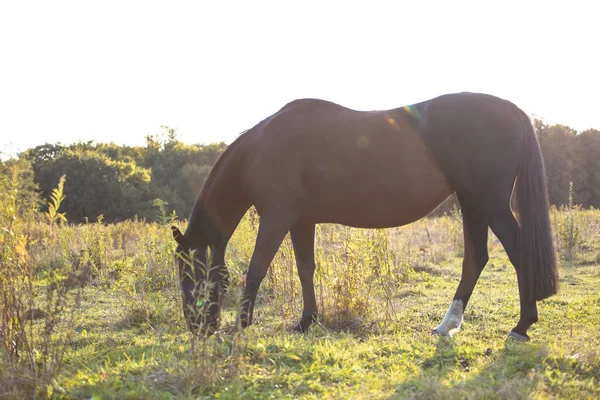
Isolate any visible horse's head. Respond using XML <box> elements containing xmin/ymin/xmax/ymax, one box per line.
<box><xmin>171</xmin><ymin>226</ymin><xmax>229</xmax><ymax>336</ymax></box>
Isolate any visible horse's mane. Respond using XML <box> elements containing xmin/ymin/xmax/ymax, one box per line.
<box><xmin>186</xmin><ymin>129</ymin><xmax>252</xmax><ymax>233</ymax></box>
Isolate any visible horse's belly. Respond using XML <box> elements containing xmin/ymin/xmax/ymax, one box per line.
<box><xmin>309</xmin><ymin>175</ymin><xmax>453</xmax><ymax>228</ymax></box>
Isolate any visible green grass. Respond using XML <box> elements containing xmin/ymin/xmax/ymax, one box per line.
<box><xmin>2</xmin><ymin>209</ymin><xmax>600</xmax><ymax>399</ymax></box>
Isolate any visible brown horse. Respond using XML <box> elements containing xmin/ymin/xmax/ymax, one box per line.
<box><xmin>172</xmin><ymin>92</ymin><xmax>558</xmax><ymax>341</ymax></box>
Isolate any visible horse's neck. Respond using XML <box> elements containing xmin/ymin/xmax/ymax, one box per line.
<box><xmin>187</xmin><ymin>136</ymin><xmax>251</xmax><ymax>247</ymax></box>
<box><xmin>187</xmin><ymin>180</ymin><xmax>249</xmax><ymax>248</ymax></box>
<box><xmin>186</xmin><ymin>201</ymin><xmax>216</xmax><ymax>241</ymax></box>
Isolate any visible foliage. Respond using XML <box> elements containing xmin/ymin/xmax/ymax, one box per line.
<box><xmin>536</xmin><ymin>121</ymin><xmax>600</xmax><ymax>208</ymax></box>
<box><xmin>2</xmin><ymin>123</ymin><xmax>600</xmax><ymax>397</ymax></box>
<box><xmin>1</xmin><ymin>204</ymin><xmax>599</xmax><ymax>397</ymax></box>
<box><xmin>0</xmin><ymin>157</ymin><xmax>41</xmax><ymax>220</ymax></box>
<box><xmin>24</xmin><ymin>146</ymin><xmax>153</xmax><ymax>222</ymax></box>
<box><xmin>152</xmin><ymin>198</ymin><xmax>177</xmax><ymax>225</ymax></box>
<box><xmin>22</xmin><ymin>128</ymin><xmax>226</xmax><ymax>223</ymax></box>
<box><xmin>0</xmin><ymin>170</ymin><xmax>83</xmax><ymax>398</ymax></box>
<box><xmin>46</xmin><ymin>175</ymin><xmax>67</xmax><ymax>225</ymax></box>
<box><xmin>555</xmin><ymin>182</ymin><xmax>584</xmax><ymax>261</ymax></box>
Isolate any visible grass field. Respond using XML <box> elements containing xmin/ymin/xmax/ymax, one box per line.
<box><xmin>1</xmin><ymin>207</ymin><xmax>599</xmax><ymax>399</ymax></box>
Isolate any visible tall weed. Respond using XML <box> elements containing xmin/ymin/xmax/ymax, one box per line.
<box><xmin>554</xmin><ymin>182</ymin><xmax>585</xmax><ymax>261</ymax></box>
<box><xmin>0</xmin><ymin>169</ymin><xmax>83</xmax><ymax>398</ymax></box>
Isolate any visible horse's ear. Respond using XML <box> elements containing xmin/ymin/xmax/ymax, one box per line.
<box><xmin>171</xmin><ymin>226</ymin><xmax>189</xmax><ymax>248</ymax></box>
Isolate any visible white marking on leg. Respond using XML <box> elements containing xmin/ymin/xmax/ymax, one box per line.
<box><xmin>433</xmin><ymin>299</ymin><xmax>464</xmax><ymax>336</ymax></box>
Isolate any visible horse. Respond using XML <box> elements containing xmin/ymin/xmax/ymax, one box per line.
<box><xmin>171</xmin><ymin>92</ymin><xmax>558</xmax><ymax>341</ymax></box>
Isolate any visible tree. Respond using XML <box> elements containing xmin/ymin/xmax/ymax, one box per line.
<box><xmin>536</xmin><ymin>120</ymin><xmax>578</xmax><ymax>207</ymax></box>
<box><xmin>0</xmin><ymin>157</ymin><xmax>41</xmax><ymax>220</ymax></box>
<box><xmin>575</xmin><ymin>129</ymin><xmax>600</xmax><ymax>208</ymax></box>
<box><xmin>21</xmin><ymin>130</ymin><xmax>227</xmax><ymax>223</ymax></box>
<box><xmin>25</xmin><ymin>147</ymin><xmax>152</xmax><ymax>222</ymax></box>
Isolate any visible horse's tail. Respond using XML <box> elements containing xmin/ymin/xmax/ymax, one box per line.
<box><xmin>514</xmin><ymin>110</ymin><xmax>559</xmax><ymax>301</ymax></box>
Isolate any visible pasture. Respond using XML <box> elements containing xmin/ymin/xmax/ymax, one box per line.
<box><xmin>1</xmin><ymin>207</ymin><xmax>599</xmax><ymax>399</ymax></box>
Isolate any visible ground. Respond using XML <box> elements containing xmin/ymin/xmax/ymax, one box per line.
<box><xmin>2</xmin><ymin>209</ymin><xmax>600</xmax><ymax>399</ymax></box>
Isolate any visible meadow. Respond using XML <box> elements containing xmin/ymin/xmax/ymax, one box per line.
<box><xmin>1</xmin><ymin>199</ymin><xmax>599</xmax><ymax>399</ymax></box>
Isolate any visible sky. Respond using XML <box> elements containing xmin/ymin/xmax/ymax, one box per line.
<box><xmin>1</xmin><ymin>1</ymin><xmax>598</xmax><ymax>156</ymax></box>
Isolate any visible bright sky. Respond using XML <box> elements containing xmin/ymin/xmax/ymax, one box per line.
<box><xmin>1</xmin><ymin>1</ymin><xmax>598</xmax><ymax>156</ymax></box>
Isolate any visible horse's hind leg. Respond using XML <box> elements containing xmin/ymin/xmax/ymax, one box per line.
<box><xmin>290</xmin><ymin>221</ymin><xmax>318</xmax><ymax>332</ymax></box>
<box><xmin>488</xmin><ymin>209</ymin><xmax>538</xmax><ymax>341</ymax></box>
<box><xmin>240</xmin><ymin>211</ymin><xmax>295</xmax><ymax>328</ymax></box>
<box><xmin>434</xmin><ymin>195</ymin><xmax>489</xmax><ymax>336</ymax></box>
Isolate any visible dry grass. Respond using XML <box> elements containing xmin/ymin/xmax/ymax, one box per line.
<box><xmin>1</xmin><ymin>206</ymin><xmax>599</xmax><ymax>398</ymax></box>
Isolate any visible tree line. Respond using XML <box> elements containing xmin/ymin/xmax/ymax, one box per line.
<box><xmin>2</xmin><ymin>127</ymin><xmax>226</xmax><ymax>223</ymax></box>
<box><xmin>535</xmin><ymin>120</ymin><xmax>600</xmax><ymax>209</ymax></box>
<box><xmin>1</xmin><ymin>122</ymin><xmax>599</xmax><ymax>224</ymax></box>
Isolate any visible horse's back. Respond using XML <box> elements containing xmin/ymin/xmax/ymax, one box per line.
<box><xmin>242</xmin><ymin>98</ymin><xmax>453</xmax><ymax>227</ymax></box>
<box><xmin>235</xmin><ymin>92</ymin><xmax>527</xmax><ymax>226</ymax></box>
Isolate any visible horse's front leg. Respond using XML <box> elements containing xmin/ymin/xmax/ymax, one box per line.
<box><xmin>290</xmin><ymin>221</ymin><xmax>318</xmax><ymax>332</ymax></box>
<box><xmin>240</xmin><ymin>211</ymin><xmax>294</xmax><ymax>328</ymax></box>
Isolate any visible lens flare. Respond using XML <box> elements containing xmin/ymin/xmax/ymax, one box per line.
<box><xmin>385</xmin><ymin>114</ymin><xmax>400</xmax><ymax>130</ymax></box>
<box><xmin>356</xmin><ymin>135</ymin><xmax>369</xmax><ymax>148</ymax></box>
<box><xmin>403</xmin><ymin>105</ymin><xmax>422</xmax><ymax>120</ymax></box>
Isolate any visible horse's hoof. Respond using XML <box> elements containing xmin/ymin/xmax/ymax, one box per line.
<box><xmin>292</xmin><ymin>321</ymin><xmax>311</xmax><ymax>333</ymax></box>
<box><xmin>432</xmin><ymin>325</ymin><xmax>457</xmax><ymax>337</ymax></box>
<box><xmin>507</xmin><ymin>330</ymin><xmax>530</xmax><ymax>342</ymax></box>
<box><xmin>293</xmin><ymin>314</ymin><xmax>318</xmax><ymax>333</ymax></box>
<box><xmin>432</xmin><ymin>329</ymin><xmax>453</xmax><ymax>337</ymax></box>
<box><xmin>239</xmin><ymin>316</ymin><xmax>252</xmax><ymax>329</ymax></box>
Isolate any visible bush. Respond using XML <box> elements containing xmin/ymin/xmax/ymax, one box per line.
<box><xmin>0</xmin><ymin>168</ymin><xmax>83</xmax><ymax>398</ymax></box>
